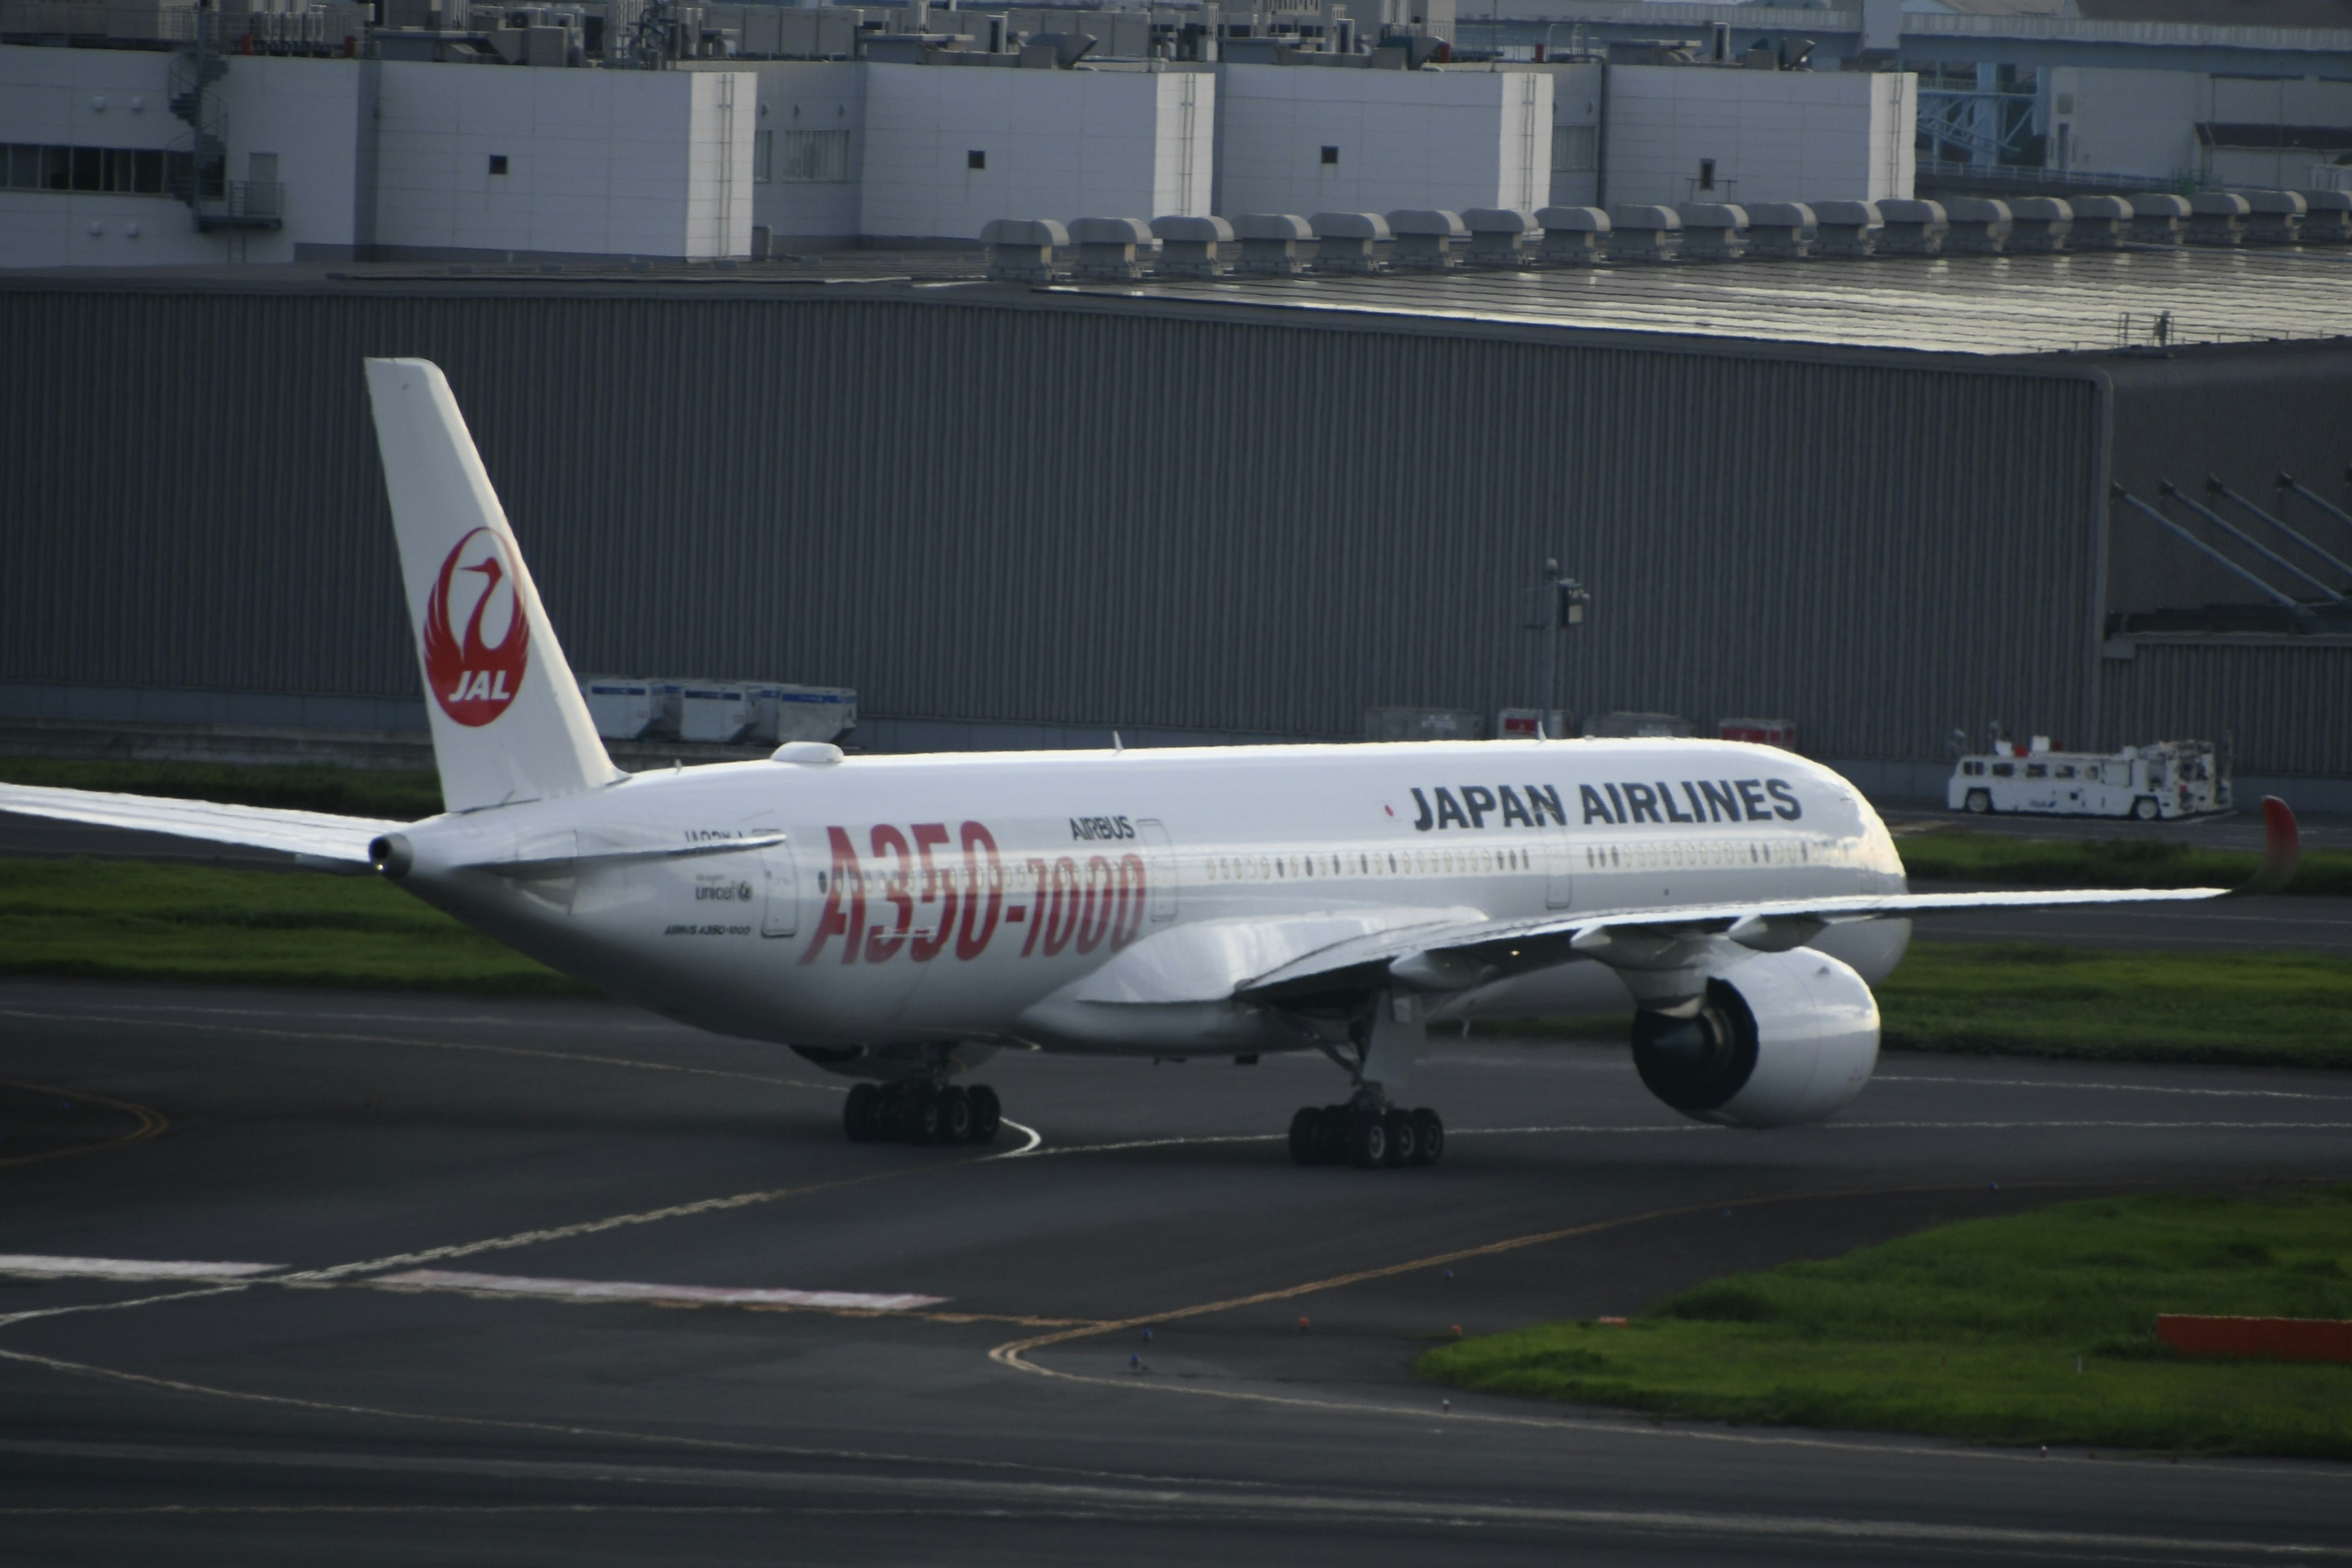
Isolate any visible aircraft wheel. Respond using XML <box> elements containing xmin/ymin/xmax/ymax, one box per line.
<box><xmin>939</xmin><ymin>1085</ymin><xmax>974</xmax><ymax>1144</ymax></box>
<box><xmin>905</xmin><ymin>1085</ymin><xmax>943</xmax><ymax>1145</ymax></box>
<box><xmin>843</xmin><ymin>1082</ymin><xmax>881</xmax><ymax>1143</ymax></box>
<box><xmin>1288</xmin><ymin>1107</ymin><xmax>1324</xmax><ymax>1166</ymax></box>
<box><xmin>1383</xmin><ymin>1107</ymin><xmax>1417</xmax><ymax>1168</ymax></box>
<box><xmin>1348</xmin><ymin>1112</ymin><xmax>1389</xmax><ymax>1170</ymax></box>
<box><xmin>1314</xmin><ymin>1104</ymin><xmax>1351</xmax><ymax>1164</ymax></box>
<box><xmin>968</xmin><ymin>1085</ymin><xmax>1002</xmax><ymax>1145</ymax></box>
<box><xmin>1410</xmin><ymin>1108</ymin><xmax>1444</xmax><ymax>1167</ymax></box>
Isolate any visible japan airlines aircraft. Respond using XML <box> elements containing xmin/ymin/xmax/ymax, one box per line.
<box><xmin>1</xmin><ymin>360</ymin><xmax>2302</xmax><ymax>1169</ymax></box>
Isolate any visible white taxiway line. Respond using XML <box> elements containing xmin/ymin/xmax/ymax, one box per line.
<box><xmin>0</xmin><ymin>1256</ymin><xmax>282</xmax><ymax>1281</ymax></box>
<box><xmin>1879</xmin><ymin>1073</ymin><xmax>2352</xmax><ymax>1102</ymax></box>
<box><xmin>372</xmin><ymin>1269</ymin><xmax>946</xmax><ymax>1312</ymax></box>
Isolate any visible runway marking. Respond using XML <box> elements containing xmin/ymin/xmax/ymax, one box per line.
<box><xmin>0</xmin><ymin>1256</ymin><xmax>281</xmax><ymax>1281</ymax></box>
<box><xmin>372</xmin><ymin>1268</ymin><xmax>946</xmax><ymax>1312</ymax></box>
<box><xmin>0</xmin><ymin>1008</ymin><xmax>844</xmax><ymax>1095</ymax></box>
<box><xmin>0</xmin><ymin>1077</ymin><xmax>167</xmax><ymax>1172</ymax></box>
<box><xmin>0</xmin><ymin>1436</ymin><xmax>2345</xmax><ymax>1556</ymax></box>
<box><xmin>1882</xmin><ymin>1073</ymin><xmax>2352</xmax><ymax>1103</ymax></box>
<box><xmin>281</xmin><ymin>1119</ymin><xmax>1041</xmax><ymax>1285</ymax></box>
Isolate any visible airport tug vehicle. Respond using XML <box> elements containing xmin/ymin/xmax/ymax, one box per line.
<box><xmin>0</xmin><ymin>362</ymin><xmax>2301</xmax><ymax>1170</ymax></box>
<box><xmin>1948</xmin><ymin>737</ymin><xmax>2230</xmax><ymax>821</ymax></box>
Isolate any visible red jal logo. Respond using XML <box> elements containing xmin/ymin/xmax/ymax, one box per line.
<box><xmin>421</xmin><ymin>527</ymin><xmax>529</xmax><ymax>727</ymax></box>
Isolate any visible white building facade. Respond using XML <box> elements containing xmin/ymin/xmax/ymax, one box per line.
<box><xmin>1</xmin><ymin>43</ymin><xmax>755</xmax><ymax>267</ymax></box>
<box><xmin>1215</xmin><ymin>64</ymin><xmax>1552</xmax><ymax>218</ymax></box>
<box><xmin>858</xmin><ymin>64</ymin><xmax>1214</xmax><ymax>243</ymax></box>
<box><xmin>1603</xmin><ymin>66</ymin><xmax>1917</xmax><ymax>209</ymax></box>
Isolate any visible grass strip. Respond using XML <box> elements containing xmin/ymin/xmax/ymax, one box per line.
<box><xmin>0</xmin><ymin>757</ymin><xmax>445</xmax><ymax>821</ymax></box>
<box><xmin>1422</xmin><ymin>1189</ymin><xmax>2352</xmax><ymax>1460</ymax></box>
<box><xmin>1896</xmin><ymin>828</ymin><xmax>2352</xmax><ymax>897</ymax></box>
<box><xmin>1877</xmin><ymin>941</ymin><xmax>2352</xmax><ymax>1069</ymax></box>
<box><xmin>0</xmin><ymin>858</ymin><xmax>585</xmax><ymax>995</ymax></box>
<box><xmin>1483</xmin><ymin>943</ymin><xmax>2352</xmax><ymax>1070</ymax></box>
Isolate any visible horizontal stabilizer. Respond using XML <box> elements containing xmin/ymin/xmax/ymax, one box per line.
<box><xmin>0</xmin><ymin>783</ymin><xmax>400</xmax><ymax>867</ymax></box>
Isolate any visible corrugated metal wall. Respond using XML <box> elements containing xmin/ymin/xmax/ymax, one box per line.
<box><xmin>5</xmin><ymin>281</ymin><xmax>2329</xmax><ymax>771</ymax></box>
<box><xmin>2103</xmin><ymin>641</ymin><xmax>2352</xmax><ymax>780</ymax></box>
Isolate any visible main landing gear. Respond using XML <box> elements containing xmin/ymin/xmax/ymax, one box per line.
<box><xmin>843</xmin><ymin>1080</ymin><xmax>1002</xmax><ymax>1146</ymax></box>
<box><xmin>1287</xmin><ymin>1101</ymin><xmax>1445</xmax><ymax>1169</ymax></box>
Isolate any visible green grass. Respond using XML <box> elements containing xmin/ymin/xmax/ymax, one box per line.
<box><xmin>0</xmin><ymin>858</ymin><xmax>584</xmax><ymax>994</ymax></box>
<box><xmin>1896</xmin><ymin>828</ymin><xmax>2352</xmax><ymax>897</ymax></box>
<box><xmin>1481</xmin><ymin>942</ymin><xmax>2352</xmax><ymax>1069</ymax></box>
<box><xmin>1423</xmin><ymin>1188</ymin><xmax>2352</xmax><ymax>1460</ymax></box>
<box><xmin>0</xmin><ymin>757</ymin><xmax>444</xmax><ymax>821</ymax></box>
<box><xmin>1878</xmin><ymin>941</ymin><xmax>2352</xmax><ymax>1069</ymax></box>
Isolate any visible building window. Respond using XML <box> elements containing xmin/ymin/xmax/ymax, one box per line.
<box><xmin>967</xmin><ymin>148</ymin><xmax>986</xmax><ymax>170</ymax></box>
<box><xmin>1551</xmin><ymin>124</ymin><xmax>1596</xmax><ymax>173</ymax></box>
<box><xmin>1320</xmin><ymin>145</ymin><xmax>1339</xmax><ymax>165</ymax></box>
<box><xmin>779</xmin><ymin>130</ymin><xmax>851</xmax><ymax>183</ymax></box>
<box><xmin>753</xmin><ymin>128</ymin><xmax>773</xmax><ymax>184</ymax></box>
<box><xmin>0</xmin><ymin>142</ymin><xmax>183</xmax><ymax>198</ymax></box>
<box><xmin>488</xmin><ymin>154</ymin><xmax>509</xmax><ymax>175</ymax></box>
<box><xmin>1698</xmin><ymin>157</ymin><xmax>1716</xmax><ymax>191</ymax></box>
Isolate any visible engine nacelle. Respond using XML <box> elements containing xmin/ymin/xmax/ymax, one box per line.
<box><xmin>1629</xmin><ymin>948</ymin><xmax>1879</xmax><ymax>1129</ymax></box>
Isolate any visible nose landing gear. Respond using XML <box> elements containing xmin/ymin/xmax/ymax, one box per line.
<box><xmin>845</xmin><ymin>1080</ymin><xmax>1003</xmax><ymax>1146</ymax></box>
<box><xmin>1287</xmin><ymin>1101</ymin><xmax>1444</xmax><ymax>1169</ymax></box>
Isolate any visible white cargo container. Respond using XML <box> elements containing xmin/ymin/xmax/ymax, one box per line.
<box><xmin>749</xmin><ymin>684</ymin><xmax>858</xmax><ymax>745</ymax></box>
<box><xmin>676</xmin><ymin>683</ymin><xmax>758</xmax><ymax>745</ymax></box>
<box><xmin>578</xmin><ymin>677</ymin><xmax>657</xmax><ymax>741</ymax></box>
<box><xmin>1947</xmin><ymin>739</ymin><xmax>2230</xmax><ymax>821</ymax></box>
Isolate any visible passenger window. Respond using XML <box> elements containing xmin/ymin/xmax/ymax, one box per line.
<box><xmin>2026</xmin><ymin>764</ymin><xmax>2047</xmax><ymax>778</ymax></box>
<box><xmin>1992</xmin><ymin>763</ymin><xmax>2014</xmax><ymax>777</ymax></box>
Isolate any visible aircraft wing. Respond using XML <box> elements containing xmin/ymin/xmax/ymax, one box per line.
<box><xmin>1240</xmin><ymin>796</ymin><xmax>2301</xmax><ymax>999</ymax></box>
<box><xmin>0</xmin><ymin>782</ymin><xmax>402</xmax><ymax>870</ymax></box>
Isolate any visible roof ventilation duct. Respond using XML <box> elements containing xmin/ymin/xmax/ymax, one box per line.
<box><xmin>1310</xmin><ymin>211</ymin><xmax>1389</xmax><ymax>274</ymax></box>
<box><xmin>2131</xmin><ymin>193</ymin><xmax>2189</xmax><ymax>244</ymax></box>
<box><xmin>2242</xmin><ymin>189</ymin><xmax>2306</xmax><ymax>246</ymax></box>
<box><xmin>981</xmin><ymin>218</ymin><xmax>1067</xmax><ymax>283</ymax></box>
<box><xmin>1944</xmin><ymin>197</ymin><xmax>2011</xmax><ymax>255</ymax></box>
<box><xmin>1386</xmin><ymin>209</ymin><xmax>1466</xmax><ymax>270</ymax></box>
<box><xmin>1676</xmin><ymin>202</ymin><xmax>1748</xmax><ymax>262</ymax></box>
<box><xmin>1875</xmin><ymin>198</ymin><xmax>1947</xmax><ymax>257</ymax></box>
<box><xmin>1534</xmin><ymin>205</ymin><xmax>1609</xmax><ymax>265</ymax></box>
<box><xmin>1461</xmin><ymin>208</ymin><xmax>1534</xmax><ymax>268</ymax></box>
<box><xmin>2299</xmin><ymin>188</ymin><xmax>2352</xmax><ymax>243</ymax></box>
<box><xmin>1810</xmin><ymin>199</ymin><xmax>1877</xmax><ymax>257</ymax></box>
<box><xmin>1151</xmin><ymin>214</ymin><xmax>1232</xmax><ymax>276</ymax></box>
<box><xmin>2069</xmin><ymin>195</ymin><xmax>2131</xmax><ymax>249</ymax></box>
<box><xmin>1605</xmin><ymin>205</ymin><xmax>1680</xmax><ymax>263</ymax></box>
<box><xmin>1234</xmin><ymin>212</ymin><xmax>1312</xmax><ymax>276</ymax></box>
<box><xmin>2008</xmin><ymin>197</ymin><xmax>2071</xmax><ymax>253</ymax></box>
<box><xmin>2187</xmin><ymin>191</ymin><xmax>2250</xmax><ymax>246</ymax></box>
<box><xmin>1745</xmin><ymin>202</ymin><xmax>1813</xmax><ymax>260</ymax></box>
<box><xmin>1069</xmin><ymin>216</ymin><xmax>1153</xmax><ymax>281</ymax></box>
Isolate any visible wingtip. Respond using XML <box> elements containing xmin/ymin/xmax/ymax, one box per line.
<box><xmin>2235</xmin><ymin>795</ymin><xmax>2301</xmax><ymax>897</ymax></box>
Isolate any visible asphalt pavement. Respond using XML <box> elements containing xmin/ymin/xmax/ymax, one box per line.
<box><xmin>2</xmin><ymin>980</ymin><xmax>2349</xmax><ymax>1566</ymax></box>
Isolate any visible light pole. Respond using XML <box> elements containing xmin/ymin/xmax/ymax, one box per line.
<box><xmin>1521</xmin><ymin>557</ymin><xmax>1591</xmax><ymax>739</ymax></box>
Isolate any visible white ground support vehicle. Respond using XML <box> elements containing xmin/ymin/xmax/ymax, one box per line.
<box><xmin>1948</xmin><ymin>739</ymin><xmax>2230</xmax><ymax>821</ymax></box>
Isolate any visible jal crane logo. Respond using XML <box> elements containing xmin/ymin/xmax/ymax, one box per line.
<box><xmin>421</xmin><ymin>527</ymin><xmax>530</xmax><ymax>727</ymax></box>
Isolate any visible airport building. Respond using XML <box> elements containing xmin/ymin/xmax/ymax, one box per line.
<box><xmin>4</xmin><ymin>236</ymin><xmax>2350</xmax><ymax>804</ymax></box>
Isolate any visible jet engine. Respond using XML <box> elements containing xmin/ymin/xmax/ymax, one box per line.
<box><xmin>1629</xmin><ymin>948</ymin><xmax>1879</xmax><ymax>1129</ymax></box>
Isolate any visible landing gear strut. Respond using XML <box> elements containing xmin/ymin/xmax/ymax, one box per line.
<box><xmin>845</xmin><ymin>1080</ymin><xmax>1003</xmax><ymax>1146</ymax></box>
<box><xmin>1287</xmin><ymin>1101</ymin><xmax>1444</xmax><ymax>1169</ymax></box>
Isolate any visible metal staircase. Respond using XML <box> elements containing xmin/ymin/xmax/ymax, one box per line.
<box><xmin>167</xmin><ymin>10</ymin><xmax>283</xmax><ymax>234</ymax></box>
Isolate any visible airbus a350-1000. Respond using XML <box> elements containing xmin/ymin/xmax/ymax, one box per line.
<box><xmin>1</xmin><ymin>360</ymin><xmax>2302</xmax><ymax>1169</ymax></box>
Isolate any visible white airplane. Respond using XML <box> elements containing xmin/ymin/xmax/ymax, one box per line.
<box><xmin>0</xmin><ymin>360</ymin><xmax>2302</xmax><ymax>1169</ymax></box>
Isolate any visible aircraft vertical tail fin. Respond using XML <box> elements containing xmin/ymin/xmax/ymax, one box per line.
<box><xmin>364</xmin><ymin>358</ymin><xmax>622</xmax><ymax>813</ymax></box>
